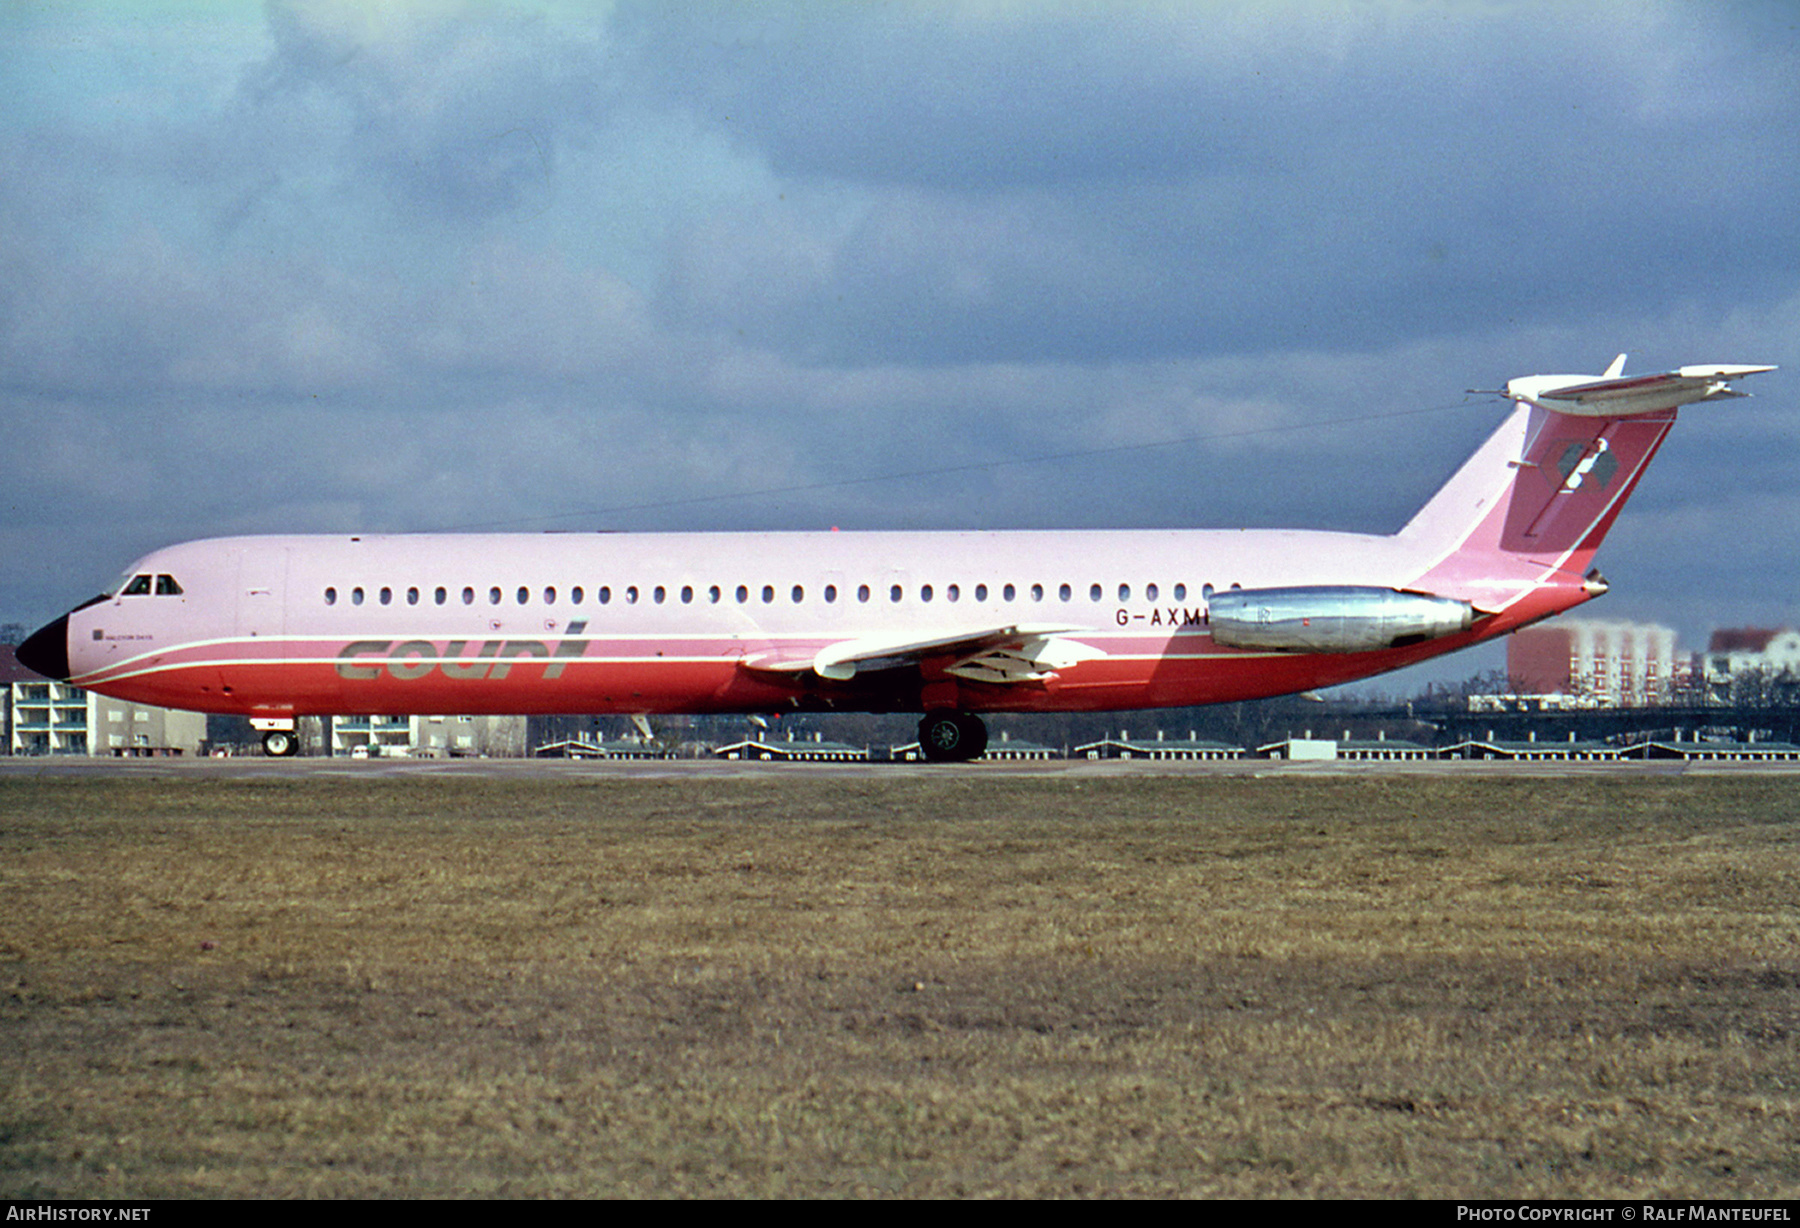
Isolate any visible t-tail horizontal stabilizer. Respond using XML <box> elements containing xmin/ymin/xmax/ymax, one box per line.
<box><xmin>1505</xmin><ymin>357</ymin><xmax>1775</xmax><ymax>417</ymax></box>
<box><xmin>1404</xmin><ymin>355</ymin><xmax>1775</xmax><ymax>601</ymax></box>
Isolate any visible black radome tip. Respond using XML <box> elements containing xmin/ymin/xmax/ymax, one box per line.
<box><xmin>15</xmin><ymin>615</ymin><xmax>70</xmax><ymax>681</ymax></box>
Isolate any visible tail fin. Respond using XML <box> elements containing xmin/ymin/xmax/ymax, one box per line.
<box><xmin>1398</xmin><ymin>358</ymin><xmax>1772</xmax><ymax>615</ymax></box>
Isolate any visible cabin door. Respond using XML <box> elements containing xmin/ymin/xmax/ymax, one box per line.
<box><xmin>234</xmin><ymin>546</ymin><xmax>290</xmax><ymax>641</ymax></box>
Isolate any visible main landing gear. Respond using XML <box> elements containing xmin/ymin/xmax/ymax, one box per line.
<box><xmin>252</xmin><ymin>709</ymin><xmax>300</xmax><ymax>756</ymax></box>
<box><xmin>252</xmin><ymin>716</ymin><xmax>299</xmax><ymax>757</ymax></box>
<box><xmin>918</xmin><ymin>712</ymin><xmax>988</xmax><ymax>763</ymax></box>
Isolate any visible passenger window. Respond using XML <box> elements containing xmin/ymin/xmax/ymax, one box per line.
<box><xmin>599</xmin><ymin>586</ymin><xmax>612</xmax><ymax>605</ymax></box>
<box><xmin>489</xmin><ymin>587</ymin><xmax>502</xmax><ymax>605</ymax></box>
<box><xmin>921</xmin><ymin>585</ymin><xmax>933</xmax><ymax>603</ymax></box>
<box><xmin>1003</xmin><ymin>584</ymin><xmax>1015</xmax><ymax>602</ymax></box>
<box><xmin>824</xmin><ymin>585</ymin><xmax>837</xmax><ymax>603</ymax></box>
<box><xmin>736</xmin><ymin>585</ymin><xmax>749</xmax><ymax>603</ymax></box>
<box><xmin>353</xmin><ymin>587</ymin><xmax>365</xmax><ymax>606</ymax></box>
<box><xmin>517</xmin><ymin>587</ymin><xmax>529</xmax><ymax>605</ymax></box>
<box><xmin>890</xmin><ymin>585</ymin><xmax>902</xmax><ymax>603</ymax></box>
<box><xmin>1059</xmin><ymin>584</ymin><xmax>1071</xmax><ymax>601</ymax></box>
<box><xmin>122</xmin><ymin>575</ymin><xmax>152</xmax><ymax>596</ymax></box>
<box><xmin>1146</xmin><ymin>583</ymin><xmax>1158</xmax><ymax>602</ymax></box>
<box><xmin>1090</xmin><ymin>584</ymin><xmax>1102</xmax><ymax>602</ymax></box>
<box><xmin>791</xmin><ymin>585</ymin><xmax>804</xmax><ymax>603</ymax></box>
<box><xmin>545</xmin><ymin>587</ymin><xmax>556</xmax><ymax>604</ymax></box>
<box><xmin>947</xmin><ymin>584</ymin><xmax>960</xmax><ymax>602</ymax></box>
<box><xmin>462</xmin><ymin>587</ymin><xmax>475</xmax><ymax>605</ymax></box>
<box><xmin>155</xmin><ymin>575</ymin><xmax>183</xmax><ymax>596</ymax></box>
<box><xmin>1174</xmin><ymin>583</ymin><xmax>1186</xmax><ymax>601</ymax></box>
<box><xmin>325</xmin><ymin>587</ymin><xmax>337</xmax><ymax>606</ymax></box>
<box><xmin>709</xmin><ymin>585</ymin><xmax>721</xmax><ymax>603</ymax></box>
<box><xmin>380</xmin><ymin>587</ymin><xmax>392</xmax><ymax>605</ymax></box>
<box><xmin>1118</xmin><ymin>584</ymin><xmax>1130</xmax><ymax>601</ymax></box>
<box><xmin>407</xmin><ymin>587</ymin><xmax>419</xmax><ymax>605</ymax></box>
<box><xmin>653</xmin><ymin>586</ymin><xmax>666</xmax><ymax>604</ymax></box>
<box><xmin>626</xmin><ymin>586</ymin><xmax>639</xmax><ymax>604</ymax></box>
<box><xmin>857</xmin><ymin>585</ymin><xmax>870</xmax><ymax>603</ymax></box>
<box><xmin>435</xmin><ymin>587</ymin><xmax>447</xmax><ymax>605</ymax></box>
<box><xmin>1030</xmin><ymin>583</ymin><xmax>1043</xmax><ymax>602</ymax></box>
<box><xmin>571</xmin><ymin>586</ymin><xmax>583</xmax><ymax>604</ymax></box>
<box><xmin>975</xmin><ymin>584</ymin><xmax>988</xmax><ymax>601</ymax></box>
<box><xmin>681</xmin><ymin>586</ymin><xmax>694</xmax><ymax>604</ymax></box>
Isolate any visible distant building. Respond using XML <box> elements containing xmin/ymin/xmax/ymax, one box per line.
<box><xmin>6</xmin><ymin>676</ymin><xmax>92</xmax><ymax>755</ymax></box>
<box><xmin>1333</xmin><ymin>737</ymin><xmax>1434</xmax><ymax>761</ymax></box>
<box><xmin>1438</xmin><ymin>734</ymin><xmax>1618</xmax><ymax>761</ymax></box>
<box><xmin>328</xmin><ymin>714</ymin><xmax>527</xmax><ymax>757</ymax></box>
<box><xmin>1254</xmin><ymin>737</ymin><xmax>1342</xmax><ymax>761</ymax></box>
<box><xmin>1072</xmin><ymin>732</ymin><xmax>1240</xmax><ymax>760</ymax></box>
<box><xmin>1250</xmin><ymin>735</ymin><xmax>1430</xmax><ymax>760</ymax></box>
<box><xmin>88</xmin><ymin>697</ymin><xmax>207</xmax><ymax>756</ymax></box>
<box><xmin>1617</xmin><ymin>736</ymin><xmax>1800</xmax><ymax>762</ymax></box>
<box><xmin>713</xmin><ymin>735</ymin><xmax>868</xmax><ymax>762</ymax></box>
<box><xmin>1507</xmin><ymin>619</ymin><xmax>1679</xmax><ymax>707</ymax></box>
<box><xmin>1699</xmin><ymin>628</ymin><xmax>1800</xmax><ymax>700</ymax></box>
<box><xmin>533</xmin><ymin>738</ymin><xmax>673</xmax><ymax>759</ymax></box>
<box><xmin>979</xmin><ymin>736</ymin><xmax>1059</xmax><ymax>760</ymax></box>
<box><xmin>894</xmin><ymin>732</ymin><xmax>1061</xmax><ymax>761</ymax></box>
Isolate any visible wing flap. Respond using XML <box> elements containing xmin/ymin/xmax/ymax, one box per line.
<box><xmin>742</xmin><ymin>623</ymin><xmax>1102</xmax><ymax>684</ymax></box>
<box><xmin>944</xmin><ymin>636</ymin><xmax>1108</xmax><ymax>684</ymax></box>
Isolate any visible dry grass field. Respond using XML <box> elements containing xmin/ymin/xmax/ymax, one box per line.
<box><xmin>1</xmin><ymin>768</ymin><xmax>1797</xmax><ymax>1198</ymax></box>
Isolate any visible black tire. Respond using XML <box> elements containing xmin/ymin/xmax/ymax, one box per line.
<box><xmin>918</xmin><ymin>712</ymin><xmax>988</xmax><ymax>763</ymax></box>
<box><xmin>958</xmin><ymin>713</ymin><xmax>989</xmax><ymax>761</ymax></box>
<box><xmin>262</xmin><ymin>729</ymin><xmax>297</xmax><ymax>757</ymax></box>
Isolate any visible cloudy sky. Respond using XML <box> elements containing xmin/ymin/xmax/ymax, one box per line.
<box><xmin>3</xmin><ymin>0</ymin><xmax>1796</xmax><ymax>685</ymax></box>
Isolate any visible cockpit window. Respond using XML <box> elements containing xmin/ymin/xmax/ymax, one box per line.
<box><xmin>121</xmin><ymin>575</ymin><xmax>152</xmax><ymax>596</ymax></box>
<box><xmin>155</xmin><ymin>575</ymin><xmax>183</xmax><ymax>596</ymax></box>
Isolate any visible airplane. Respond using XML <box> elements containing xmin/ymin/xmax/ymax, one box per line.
<box><xmin>15</xmin><ymin>357</ymin><xmax>1774</xmax><ymax>761</ymax></box>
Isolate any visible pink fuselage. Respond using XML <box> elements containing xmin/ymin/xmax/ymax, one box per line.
<box><xmin>61</xmin><ymin>524</ymin><xmax>1585</xmax><ymax>721</ymax></box>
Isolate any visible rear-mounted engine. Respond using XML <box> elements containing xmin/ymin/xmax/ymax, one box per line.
<box><xmin>1208</xmin><ymin>586</ymin><xmax>1474</xmax><ymax>653</ymax></box>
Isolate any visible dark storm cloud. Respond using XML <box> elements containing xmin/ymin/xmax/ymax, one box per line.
<box><xmin>637</xmin><ymin>2</ymin><xmax>1800</xmax><ymax>363</ymax></box>
<box><xmin>240</xmin><ymin>0</ymin><xmax>610</xmax><ymax>221</ymax></box>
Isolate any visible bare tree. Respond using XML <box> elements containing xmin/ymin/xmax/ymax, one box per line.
<box><xmin>1729</xmin><ymin>666</ymin><xmax>1799</xmax><ymax>709</ymax></box>
<box><xmin>469</xmin><ymin>715</ymin><xmax>528</xmax><ymax>757</ymax></box>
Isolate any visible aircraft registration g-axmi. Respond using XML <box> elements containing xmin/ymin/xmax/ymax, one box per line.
<box><xmin>16</xmin><ymin>357</ymin><xmax>1774</xmax><ymax>760</ymax></box>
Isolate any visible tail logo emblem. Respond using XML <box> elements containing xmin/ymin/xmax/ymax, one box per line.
<box><xmin>1553</xmin><ymin>439</ymin><xmax>1617</xmax><ymax>493</ymax></box>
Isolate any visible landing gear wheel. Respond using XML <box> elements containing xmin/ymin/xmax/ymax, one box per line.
<box><xmin>262</xmin><ymin>729</ymin><xmax>297</xmax><ymax>757</ymax></box>
<box><xmin>918</xmin><ymin>712</ymin><xmax>988</xmax><ymax>763</ymax></box>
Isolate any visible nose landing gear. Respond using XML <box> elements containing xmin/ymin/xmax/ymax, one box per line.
<box><xmin>918</xmin><ymin>711</ymin><xmax>988</xmax><ymax>763</ymax></box>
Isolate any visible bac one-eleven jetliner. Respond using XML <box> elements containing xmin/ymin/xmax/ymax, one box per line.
<box><xmin>16</xmin><ymin>358</ymin><xmax>1775</xmax><ymax>760</ymax></box>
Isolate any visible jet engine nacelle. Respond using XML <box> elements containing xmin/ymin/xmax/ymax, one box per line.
<box><xmin>1209</xmin><ymin>586</ymin><xmax>1474</xmax><ymax>653</ymax></box>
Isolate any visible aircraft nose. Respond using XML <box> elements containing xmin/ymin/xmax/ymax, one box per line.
<box><xmin>15</xmin><ymin>614</ymin><xmax>71</xmax><ymax>681</ymax></box>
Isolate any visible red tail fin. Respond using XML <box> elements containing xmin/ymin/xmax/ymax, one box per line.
<box><xmin>1497</xmin><ymin>407</ymin><xmax>1676</xmax><ymax>561</ymax></box>
<box><xmin>1397</xmin><ymin>359</ymin><xmax>1771</xmax><ymax>624</ymax></box>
